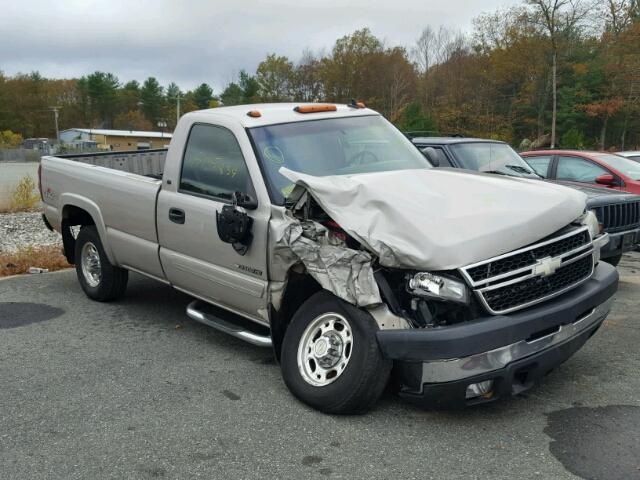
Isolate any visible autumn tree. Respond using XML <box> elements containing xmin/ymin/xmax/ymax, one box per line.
<box><xmin>113</xmin><ymin>110</ymin><xmax>153</xmax><ymax>131</ymax></box>
<box><xmin>321</xmin><ymin>28</ymin><xmax>383</xmax><ymax>103</ymax></box>
<box><xmin>0</xmin><ymin>130</ymin><xmax>23</xmax><ymax>148</ymax></box>
<box><xmin>256</xmin><ymin>54</ymin><xmax>294</xmax><ymax>102</ymax></box>
<box><xmin>291</xmin><ymin>50</ymin><xmax>324</xmax><ymax>101</ymax></box>
<box><xmin>525</xmin><ymin>0</ymin><xmax>595</xmax><ymax>147</ymax></box>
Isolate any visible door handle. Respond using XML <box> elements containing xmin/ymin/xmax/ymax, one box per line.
<box><xmin>169</xmin><ymin>208</ymin><xmax>185</xmax><ymax>224</ymax></box>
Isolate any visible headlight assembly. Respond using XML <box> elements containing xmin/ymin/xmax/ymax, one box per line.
<box><xmin>582</xmin><ymin>210</ymin><xmax>602</xmax><ymax>239</ymax></box>
<box><xmin>408</xmin><ymin>272</ymin><xmax>470</xmax><ymax>305</ymax></box>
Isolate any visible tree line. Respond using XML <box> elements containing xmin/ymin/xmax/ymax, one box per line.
<box><xmin>0</xmin><ymin>0</ymin><xmax>638</xmax><ymax>150</ymax></box>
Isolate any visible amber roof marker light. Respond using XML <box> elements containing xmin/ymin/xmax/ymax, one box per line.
<box><xmin>247</xmin><ymin>110</ymin><xmax>262</xmax><ymax>118</ymax></box>
<box><xmin>293</xmin><ymin>104</ymin><xmax>338</xmax><ymax>114</ymax></box>
<box><xmin>348</xmin><ymin>99</ymin><xmax>366</xmax><ymax>109</ymax></box>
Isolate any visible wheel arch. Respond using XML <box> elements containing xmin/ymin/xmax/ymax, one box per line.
<box><xmin>60</xmin><ymin>194</ymin><xmax>115</xmax><ymax>264</ymax></box>
<box><xmin>269</xmin><ymin>270</ymin><xmax>322</xmax><ymax>362</ymax></box>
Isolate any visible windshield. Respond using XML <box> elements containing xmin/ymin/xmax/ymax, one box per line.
<box><xmin>249</xmin><ymin>115</ymin><xmax>431</xmax><ymax>204</ymax></box>
<box><xmin>595</xmin><ymin>153</ymin><xmax>640</xmax><ymax>180</ymax></box>
<box><xmin>450</xmin><ymin>142</ymin><xmax>540</xmax><ymax>178</ymax></box>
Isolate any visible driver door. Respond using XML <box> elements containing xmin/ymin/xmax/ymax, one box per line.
<box><xmin>157</xmin><ymin>122</ymin><xmax>269</xmax><ymax>323</ymax></box>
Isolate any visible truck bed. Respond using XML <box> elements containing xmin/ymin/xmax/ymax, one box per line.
<box><xmin>41</xmin><ymin>149</ymin><xmax>168</xmax><ymax>279</ymax></box>
<box><xmin>58</xmin><ymin>148</ymin><xmax>167</xmax><ymax>178</ymax></box>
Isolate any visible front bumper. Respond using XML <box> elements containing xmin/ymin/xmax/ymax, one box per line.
<box><xmin>600</xmin><ymin>228</ymin><xmax>640</xmax><ymax>259</ymax></box>
<box><xmin>377</xmin><ymin>262</ymin><xmax>618</xmax><ymax>408</ymax></box>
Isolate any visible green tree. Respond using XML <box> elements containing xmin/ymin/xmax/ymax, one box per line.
<box><xmin>394</xmin><ymin>102</ymin><xmax>438</xmax><ymax>133</ymax></box>
<box><xmin>561</xmin><ymin>127</ymin><xmax>586</xmax><ymax>148</ymax></box>
<box><xmin>165</xmin><ymin>82</ymin><xmax>181</xmax><ymax>100</ymax></box>
<box><xmin>118</xmin><ymin>80</ymin><xmax>141</xmax><ymax>113</ymax></box>
<box><xmin>79</xmin><ymin>71</ymin><xmax>120</xmax><ymax>127</ymax></box>
<box><xmin>239</xmin><ymin>70</ymin><xmax>259</xmax><ymax>102</ymax></box>
<box><xmin>220</xmin><ymin>83</ymin><xmax>244</xmax><ymax>106</ymax></box>
<box><xmin>220</xmin><ymin>70</ymin><xmax>259</xmax><ymax>105</ymax></box>
<box><xmin>139</xmin><ymin>77</ymin><xmax>165</xmax><ymax>125</ymax></box>
<box><xmin>192</xmin><ymin>83</ymin><xmax>214</xmax><ymax>109</ymax></box>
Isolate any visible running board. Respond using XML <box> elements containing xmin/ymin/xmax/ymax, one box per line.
<box><xmin>186</xmin><ymin>301</ymin><xmax>273</xmax><ymax>348</ymax></box>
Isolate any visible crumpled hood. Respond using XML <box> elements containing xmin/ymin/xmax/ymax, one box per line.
<box><xmin>281</xmin><ymin>167</ymin><xmax>587</xmax><ymax>271</ymax></box>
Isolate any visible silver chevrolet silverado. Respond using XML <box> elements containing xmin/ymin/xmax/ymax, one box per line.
<box><xmin>40</xmin><ymin>103</ymin><xmax>618</xmax><ymax>414</ymax></box>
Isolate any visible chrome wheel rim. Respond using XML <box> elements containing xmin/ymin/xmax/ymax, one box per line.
<box><xmin>81</xmin><ymin>242</ymin><xmax>101</xmax><ymax>288</ymax></box>
<box><xmin>297</xmin><ymin>312</ymin><xmax>353</xmax><ymax>387</ymax></box>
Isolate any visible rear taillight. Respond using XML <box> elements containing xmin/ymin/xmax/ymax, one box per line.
<box><xmin>37</xmin><ymin>163</ymin><xmax>43</xmax><ymax>200</ymax></box>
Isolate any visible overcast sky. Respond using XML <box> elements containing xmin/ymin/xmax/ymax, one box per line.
<box><xmin>1</xmin><ymin>0</ymin><xmax>520</xmax><ymax>92</ymax></box>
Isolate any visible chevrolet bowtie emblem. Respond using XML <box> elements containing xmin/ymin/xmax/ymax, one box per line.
<box><xmin>533</xmin><ymin>257</ymin><xmax>563</xmax><ymax>277</ymax></box>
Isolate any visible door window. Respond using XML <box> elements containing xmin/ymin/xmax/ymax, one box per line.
<box><xmin>420</xmin><ymin>146</ymin><xmax>452</xmax><ymax>167</ymax></box>
<box><xmin>180</xmin><ymin>124</ymin><xmax>256</xmax><ymax>202</ymax></box>
<box><xmin>556</xmin><ymin>156</ymin><xmax>608</xmax><ymax>183</ymax></box>
<box><xmin>524</xmin><ymin>155</ymin><xmax>552</xmax><ymax>178</ymax></box>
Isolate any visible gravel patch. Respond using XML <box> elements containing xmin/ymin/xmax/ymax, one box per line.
<box><xmin>0</xmin><ymin>212</ymin><xmax>61</xmax><ymax>253</ymax></box>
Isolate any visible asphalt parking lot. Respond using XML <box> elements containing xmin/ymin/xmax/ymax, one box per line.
<box><xmin>1</xmin><ymin>255</ymin><xmax>639</xmax><ymax>480</ymax></box>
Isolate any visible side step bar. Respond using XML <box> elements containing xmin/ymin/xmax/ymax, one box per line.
<box><xmin>186</xmin><ymin>301</ymin><xmax>273</xmax><ymax>348</ymax></box>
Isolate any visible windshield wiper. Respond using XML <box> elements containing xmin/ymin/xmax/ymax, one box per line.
<box><xmin>482</xmin><ymin>170</ymin><xmax>508</xmax><ymax>176</ymax></box>
<box><xmin>505</xmin><ymin>164</ymin><xmax>535</xmax><ymax>175</ymax></box>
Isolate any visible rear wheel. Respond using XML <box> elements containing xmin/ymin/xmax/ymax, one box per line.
<box><xmin>75</xmin><ymin>226</ymin><xmax>128</xmax><ymax>301</ymax></box>
<box><xmin>280</xmin><ymin>291</ymin><xmax>391</xmax><ymax>414</ymax></box>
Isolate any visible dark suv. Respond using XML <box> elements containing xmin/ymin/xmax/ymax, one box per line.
<box><xmin>411</xmin><ymin>137</ymin><xmax>640</xmax><ymax>266</ymax></box>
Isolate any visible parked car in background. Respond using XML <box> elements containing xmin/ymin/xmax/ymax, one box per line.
<box><xmin>411</xmin><ymin>137</ymin><xmax>640</xmax><ymax>266</ymax></box>
<box><xmin>520</xmin><ymin>149</ymin><xmax>640</xmax><ymax>195</ymax></box>
<box><xmin>617</xmin><ymin>151</ymin><xmax>640</xmax><ymax>162</ymax></box>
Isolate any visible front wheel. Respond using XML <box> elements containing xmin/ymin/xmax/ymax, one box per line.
<box><xmin>75</xmin><ymin>226</ymin><xmax>128</xmax><ymax>302</ymax></box>
<box><xmin>280</xmin><ymin>291</ymin><xmax>391</xmax><ymax>414</ymax></box>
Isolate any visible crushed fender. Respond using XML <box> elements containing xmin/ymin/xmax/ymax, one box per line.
<box><xmin>273</xmin><ymin>213</ymin><xmax>381</xmax><ymax>308</ymax></box>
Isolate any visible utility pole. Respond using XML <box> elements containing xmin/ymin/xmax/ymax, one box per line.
<box><xmin>174</xmin><ymin>92</ymin><xmax>181</xmax><ymax>126</ymax></box>
<box><xmin>49</xmin><ymin>106</ymin><xmax>61</xmax><ymax>140</ymax></box>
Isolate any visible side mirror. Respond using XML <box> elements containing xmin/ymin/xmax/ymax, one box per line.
<box><xmin>421</xmin><ymin>147</ymin><xmax>440</xmax><ymax>167</ymax></box>
<box><xmin>235</xmin><ymin>192</ymin><xmax>258</xmax><ymax>210</ymax></box>
<box><xmin>595</xmin><ymin>174</ymin><xmax>616</xmax><ymax>186</ymax></box>
<box><xmin>216</xmin><ymin>193</ymin><xmax>255</xmax><ymax>255</ymax></box>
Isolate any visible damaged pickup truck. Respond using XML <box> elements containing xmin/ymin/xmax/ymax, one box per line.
<box><xmin>40</xmin><ymin>103</ymin><xmax>618</xmax><ymax>414</ymax></box>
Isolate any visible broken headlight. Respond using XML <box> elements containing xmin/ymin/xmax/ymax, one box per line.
<box><xmin>581</xmin><ymin>210</ymin><xmax>602</xmax><ymax>239</ymax></box>
<box><xmin>408</xmin><ymin>272</ymin><xmax>470</xmax><ymax>305</ymax></box>
<box><xmin>580</xmin><ymin>210</ymin><xmax>608</xmax><ymax>264</ymax></box>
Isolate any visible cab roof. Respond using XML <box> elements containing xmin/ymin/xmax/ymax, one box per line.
<box><xmin>411</xmin><ymin>136</ymin><xmax>506</xmax><ymax>145</ymax></box>
<box><xmin>189</xmin><ymin>103</ymin><xmax>378</xmax><ymax>128</ymax></box>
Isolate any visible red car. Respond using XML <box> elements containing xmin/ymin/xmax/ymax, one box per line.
<box><xmin>521</xmin><ymin>149</ymin><xmax>640</xmax><ymax>195</ymax></box>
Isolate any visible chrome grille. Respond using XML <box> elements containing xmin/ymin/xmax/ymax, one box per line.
<box><xmin>460</xmin><ymin>227</ymin><xmax>594</xmax><ymax>315</ymax></box>
<box><xmin>482</xmin><ymin>256</ymin><xmax>593</xmax><ymax>313</ymax></box>
<box><xmin>592</xmin><ymin>201</ymin><xmax>640</xmax><ymax>233</ymax></box>
<box><xmin>465</xmin><ymin>230</ymin><xmax>590</xmax><ymax>282</ymax></box>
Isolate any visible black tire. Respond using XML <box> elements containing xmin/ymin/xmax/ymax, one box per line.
<box><xmin>280</xmin><ymin>291</ymin><xmax>392</xmax><ymax>414</ymax></box>
<box><xmin>75</xmin><ymin>225</ymin><xmax>128</xmax><ymax>302</ymax></box>
<box><xmin>603</xmin><ymin>254</ymin><xmax>622</xmax><ymax>267</ymax></box>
